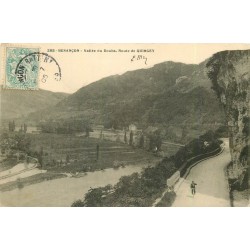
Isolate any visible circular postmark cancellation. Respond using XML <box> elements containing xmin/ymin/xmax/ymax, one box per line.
<box><xmin>4</xmin><ymin>47</ymin><xmax>61</xmax><ymax>90</ymax></box>
<box><xmin>15</xmin><ymin>52</ymin><xmax>62</xmax><ymax>87</ymax></box>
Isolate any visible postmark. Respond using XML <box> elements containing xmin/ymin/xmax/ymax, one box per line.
<box><xmin>4</xmin><ymin>47</ymin><xmax>61</xmax><ymax>90</ymax></box>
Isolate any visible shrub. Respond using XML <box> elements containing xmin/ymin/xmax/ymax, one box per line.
<box><xmin>76</xmin><ymin>131</ymin><xmax>221</xmax><ymax>207</ymax></box>
<box><xmin>215</xmin><ymin>125</ymin><xmax>229</xmax><ymax>138</ymax></box>
<box><xmin>242</xmin><ymin>117</ymin><xmax>249</xmax><ymax>135</ymax></box>
<box><xmin>155</xmin><ymin>191</ymin><xmax>176</xmax><ymax>207</ymax></box>
<box><xmin>71</xmin><ymin>199</ymin><xmax>84</xmax><ymax>207</ymax></box>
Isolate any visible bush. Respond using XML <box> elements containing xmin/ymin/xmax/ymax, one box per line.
<box><xmin>81</xmin><ymin>159</ymin><xmax>177</xmax><ymax>207</ymax></box>
<box><xmin>215</xmin><ymin>125</ymin><xmax>229</xmax><ymax>138</ymax></box>
<box><xmin>83</xmin><ymin>185</ymin><xmax>113</xmax><ymax>207</ymax></box>
<box><xmin>242</xmin><ymin>117</ymin><xmax>249</xmax><ymax>135</ymax></box>
<box><xmin>75</xmin><ymin>130</ymin><xmax>222</xmax><ymax>207</ymax></box>
<box><xmin>71</xmin><ymin>199</ymin><xmax>84</xmax><ymax>207</ymax></box>
<box><xmin>173</xmin><ymin>130</ymin><xmax>220</xmax><ymax>168</ymax></box>
<box><xmin>17</xmin><ymin>178</ymin><xmax>24</xmax><ymax>189</ymax></box>
<box><xmin>155</xmin><ymin>191</ymin><xmax>176</xmax><ymax>207</ymax></box>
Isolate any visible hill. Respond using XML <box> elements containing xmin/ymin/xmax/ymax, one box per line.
<box><xmin>0</xmin><ymin>87</ymin><xmax>69</xmax><ymax>121</ymax></box>
<box><xmin>27</xmin><ymin>60</ymin><xmax>226</xmax><ymax>143</ymax></box>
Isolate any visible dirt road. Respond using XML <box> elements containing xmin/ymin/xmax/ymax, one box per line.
<box><xmin>172</xmin><ymin>139</ymin><xmax>231</xmax><ymax>207</ymax></box>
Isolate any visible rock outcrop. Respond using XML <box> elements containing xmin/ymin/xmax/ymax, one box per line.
<box><xmin>206</xmin><ymin>50</ymin><xmax>249</xmax><ymax>184</ymax></box>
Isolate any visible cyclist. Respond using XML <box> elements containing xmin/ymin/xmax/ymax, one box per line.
<box><xmin>190</xmin><ymin>181</ymin><xmax>197</xmax><ymax>196</ymax></box>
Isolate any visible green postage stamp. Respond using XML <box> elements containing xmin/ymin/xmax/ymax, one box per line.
<box><xmin>4</xmin><ymin>46</ymin><xmax>40</xmax><ymax>90</ymax></box>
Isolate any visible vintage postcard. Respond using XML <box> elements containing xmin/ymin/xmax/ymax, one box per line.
<box><xmin>0</xmin><ymin>43</ymin><xmax>249</xmax><ymax>207</ymax></box>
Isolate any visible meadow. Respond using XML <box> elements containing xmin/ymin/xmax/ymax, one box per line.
<box><xmin>27</xmin><ymin>132</ymin><xmax>162</xmax><ymax>173</ymax></box>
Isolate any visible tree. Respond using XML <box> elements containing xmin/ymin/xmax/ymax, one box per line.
<box><xmin>149</xmin><ymin>131</ymin><xmax>162</xmax><ymax>152</ymax></box>
<box><xmin>40</xmin><ymin>146</ymin><xmax>44</xmax><ymax>156</ymax></box>
<box><xmin>66</xmin><ymin>154</ymin><xmax>70</xmax><ymax>163</ymax></box>
<box><xmin>14</xmin><ymin>134</ymin><xmax>31</xmax><ymax>152</ymax></box>
<box><xmin>37</xmin><ymin>154</ymin><xmax>43</xmax><ymax>168</ymax></box>
<box><xmin>67</xmin><ymin>124</ymin><xmax>72</xmax><ymax>134</ymax></box>
<box><xmin>83</xmin><ymin>187</ymin><xmax>104</xmax><ymax>206</ymax></box>
<box><xmin>139</xmin><ymin>134</ymin><xmax>145</xmax><ymax>148</ymax></box>
<box><xmin>1</xmin><ymin>132</ymin><xmax>8</xmax><ymax>140</ymax></box>
<box><xmin>8</xmin><ymin>121</ymin><xmax>11</xmax><ymax>132</ymax></box>
<box><xmin>71</xmin><ymin>200</ymin><xmax>84</xmax><ymax>207</ymax></box>
<box><xmin>96</xmin><ymin>144</ymin><xmax>99</xmax><ymax>160</ymax></box>
<box><xmin>8</xmin><ymin>120</ymin><xmax>15</xmax><ymax>132</ymax></box>
<box><xmin>124</xmin><ymin>131</ymin><xmax>127</xmax><ymax>144</ymax></box>
<box><xmin>85</xmin><ymin>126</ymin><xmax>90</xmax><ymax>137</ymax></box>
<box><xmin>149</xmin><ymin>136</ymin><xmax>155</xmax><ymax>151</ymax></box>
<box><xmin>12</xmin><ymin>120</ymin><xmax>15</xmax><ymax>132</ymax></box>
<box><xmin>181</xmin><ymin>125</ymin><xmax>188</xmax><ymax>140</ymax></box>
<box><xmin>155</xmin><ymin>134</ymin><xmax>162</xmax><ymax>151</ymax></box>
<box><xmin>129</xmin><ymin>131</ymin><xmax>133</xmax><ymax>146</ymax></box>
<box><xmin>24</xmin><ymin>123</ymin><xmax>27</xmax><ymax>133</ymax></box>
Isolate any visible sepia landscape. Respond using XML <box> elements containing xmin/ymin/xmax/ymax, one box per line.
<box><xmin>0</xmin><ymin>45</ymin><xmax>249</xmax><ymax>207</ymax></box>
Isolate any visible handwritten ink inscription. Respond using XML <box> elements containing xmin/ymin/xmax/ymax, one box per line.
<box><xmin>131</xmin><ymin>55</ymin><xmax>148</xmax><ymax>65</ymax></box>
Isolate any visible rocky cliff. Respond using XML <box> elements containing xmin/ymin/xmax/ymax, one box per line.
<box><xmin>206</xmin><ymin>50</ymin><xmax>249</xmax><ymax>184</ymax></box>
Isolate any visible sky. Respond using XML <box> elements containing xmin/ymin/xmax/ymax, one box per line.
<box><xmin>1</xmin><ymin>44</ymin><xmax>250</xmax><ymax>93</ymax></box>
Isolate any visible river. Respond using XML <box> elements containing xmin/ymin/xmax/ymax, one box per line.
<box><xmin>0</xmin><ymin>164</ymin><xmax>145</xmax><ymax>207</ymax></box>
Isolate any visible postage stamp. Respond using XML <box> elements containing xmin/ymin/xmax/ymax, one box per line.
<box><xmin>2</xmin><ymin>46</ymin><xmax>62</xmax><ymax>90</ymax></box>
<box><xmin>4</xmin><ymin>47</ymin><xmax>40</xmax><ymax>90</ymax></box>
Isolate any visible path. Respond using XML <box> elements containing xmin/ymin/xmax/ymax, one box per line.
<box><xmin>172</xmin><ymin>139</ymin><xmax>231</xmax><ymax>207</ymax></box>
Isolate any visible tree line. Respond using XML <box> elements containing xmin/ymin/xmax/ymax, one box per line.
<box><xmin>8</xmin><ymin>121</ymin><xmax>28</xmax><ymax>133</ymax></box>
<box><xmin>124</xmin><ymin>130</ymin><xmax>162</xmax><ymax>153</ymax></box>
<box><xmin>39</xmin><ymin>120</ymin><xmax>92</xmax><ymax>135</ymax></box>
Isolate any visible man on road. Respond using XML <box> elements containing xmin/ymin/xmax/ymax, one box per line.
<box><xmin>190</xmin><ymin>181</ymin><xmax>197</xmax><ymax>196</ymax></box>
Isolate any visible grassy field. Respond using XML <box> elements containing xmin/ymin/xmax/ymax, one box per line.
<box><xmin>27</xmin><ymin>133</ymin><xmax>159</xmax><ymax>173</ymax></box>
<box><xmin>161</xmin><ymin>143</ymin><xmax>181</xmax><ymax>157</ymax></box>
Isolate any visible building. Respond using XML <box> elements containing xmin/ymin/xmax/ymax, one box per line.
<box><xmin>94</xmin><ymin>125</ymin><xmax>104</xmax><ymax>130</ymax></box>
<box><xmin>129</xmin><ymin>124</ymin><xmax>137</xmax><ymax>132</ymax></box>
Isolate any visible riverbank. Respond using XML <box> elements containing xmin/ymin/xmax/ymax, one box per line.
<box><xmin>0</xmin><ymin>164</ymin><xmax>147</xmax><ymax>207</ymax></box>
<box><xmin>0</xmin><ymin>172</ymin><xmax>66</xmax><ymax>192</ymax></box>
<box><xmin>0</xmin><ymin>157</ymin><xmax>159</xmax><ymax>192</ymax></box>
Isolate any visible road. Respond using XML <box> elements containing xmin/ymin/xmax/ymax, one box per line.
<box><xmin>172</xmin><ymin>139</ymin><xmax>231</xmax><ymax>207</ymax></box>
